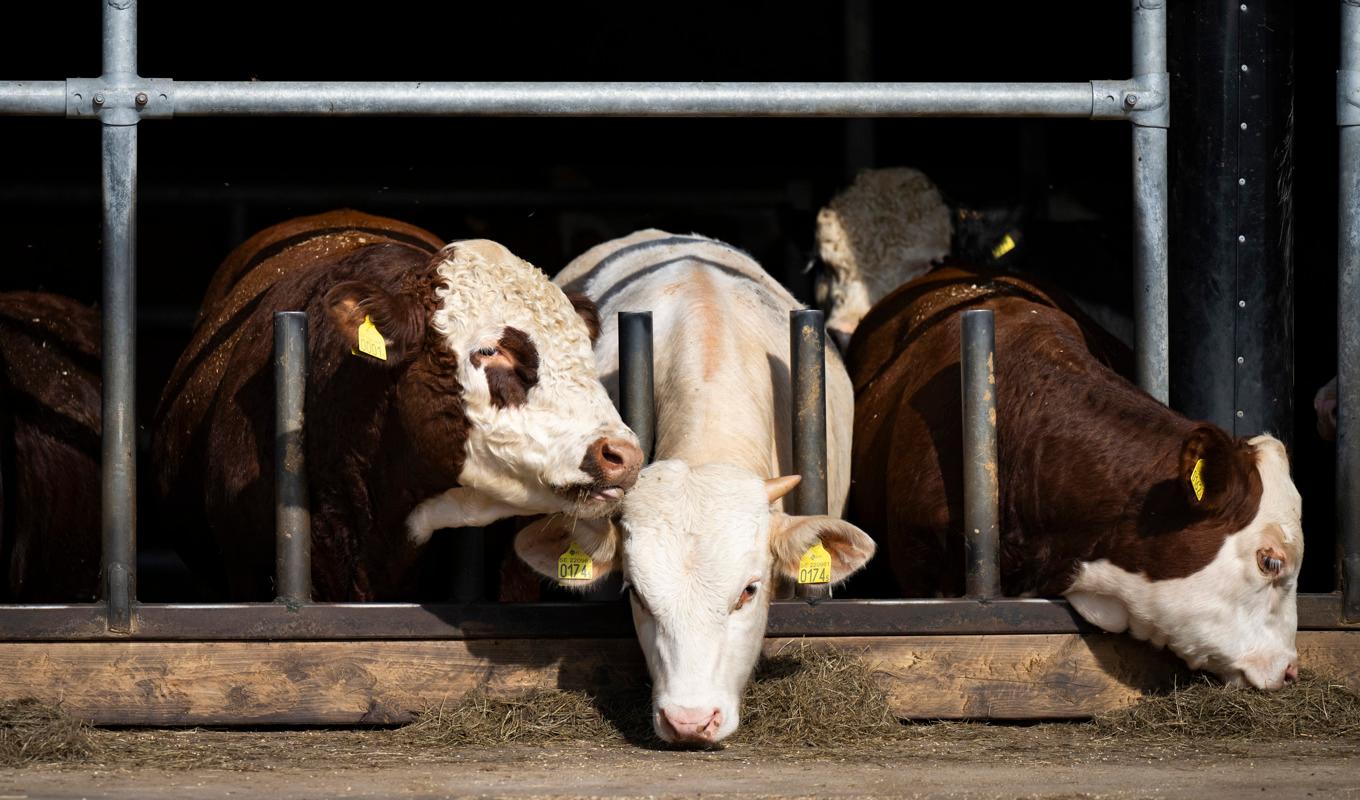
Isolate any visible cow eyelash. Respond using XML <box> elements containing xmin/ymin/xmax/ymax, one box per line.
<box><xmin>1260</xmin><ymin>554</ymin><xmax>1284</xmax><ymax>576</ymax></box>
<box><xmin>474</xmin><ymin>346</ymin><xmax>497</xmax><ymax>358</ymax></box>
<box><xmin>733</xmin><ymin>583</ymin><xmax>759</xmax><ymax>612</ymax></box>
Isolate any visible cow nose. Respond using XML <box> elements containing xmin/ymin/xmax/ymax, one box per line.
<box><xmin>586</xmin><ymin>437</ymin><xmax>642</xmax><ymax>489</ymax></box>
<box><xmin>659</xmin><ymin>706</ymin><xmax>722</xmax><ymax>744</ymax></box>
<box><xmin>1283</xmin><ymin>663</ymin><xmax>1299</xmax><ymax>685</ymax></box>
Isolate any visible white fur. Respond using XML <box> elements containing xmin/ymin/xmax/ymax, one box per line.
<box><xmin>405</xmin><ymin>240</ymin><xmax>637</xmax><ymax>542</ymax></box>
<box><xmin>814</xmin><ymin>168</ymin><xmax>952</xmax><ymax>339</ymax></box>
<box><xmin>1065</xmin><ymin>435</ymin><xmax>1303</xmax><ymax>689</ymax></box>
<box><xmin>551</xmin><ymin>231</ymin><xmax>868</xmax><ymax>744</ymax></box>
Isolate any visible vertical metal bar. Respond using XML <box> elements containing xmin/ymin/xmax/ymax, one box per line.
<box><xmin>618</xmin><ymin>312</ymin><xmax>655</xmax><ymax>462</ymax></box>
<box><xmin>99</xmin><ymin>0</ymin><xmax>140</xmax><ymax>633</ymax></box>
<box><xmin>1338</xmin><ymin>0</ymin><xmax>1360</xmax><ymax>620</ymax></box>
<box><xmin>790</xmin><ymin>310</ymin><xmax>829</xmax><ymax>516</ymax></box>
<box><xmin>1132</xmin><ymin>0</ymin><xmax>1170</xmax><ymax>404</ymax></box>
<box><xmin>791</xmin><ymin>310</ymin><xmax>830</xmax><ymax>604</ymax></box>
<box><xmin>274</xmin><ymin>312</ymin><xmax>312</xmax><ymax>604</ymax></box>
<box><xmin>961</xmin><ymin>309</ymin><xmax>1001</xmax><ymax>600</ymax></box>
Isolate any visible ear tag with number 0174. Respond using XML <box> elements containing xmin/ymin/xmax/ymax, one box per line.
<box><xmin>558</xmin><ymin>542</ymin><xmax>593</xmax><ymax>581</ymax></box>
<box><xmin>798</xmin><ymin>543</ymin><xmax>831</xmax><ymax>585</ymax></box>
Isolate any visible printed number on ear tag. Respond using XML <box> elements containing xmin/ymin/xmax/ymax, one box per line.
<box><xmin>1190</xmin><ymin>458</ymin><xmax>1206</xmax><ymax>503</ymax></box>
<box><xmin>798</xmin><ymin>543</ymin><xmax>831</xmax><ymax>585</ymax></box>
<box><xmin>991</xmin><ymin>233</ymin><xmax>1017</xmax><ymax>260</ymax></box>
<box><xmin>353</xmin><ymin>315</ymin><xmax>387</xmax><ymax>361</ymax></box>
<box><xmin>558</xmin><ymin>542</ymin><xmax>593</xmax><ymax>582</ymax></box>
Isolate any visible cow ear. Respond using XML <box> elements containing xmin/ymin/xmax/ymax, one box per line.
<box><xmin>566</xmin><ymin>292</ymin><xmax>601</xmax><ymax>344</ymax></box>
<box><xmin>768</xmin><ymin>513</ymin><xmax>875</xmax><ymax>585</ymax></box>
<box><xmin>1066</xmin><ymin>591</ymin><xmax>1130</xmax><ymax>633</ymax></box>
<box><xmin>324</xmin><ymin>280</ymin><xmax>426</xmax><ymax>365</ymax></box>
<box><xmin>514</xmin><ymin>514</ymin><xmax>621</xmax><ymax>590</ymax></box>
<box><xmin>1177</xmin><ymin>424</ymin><xmax>1250</xmax><ymax>512</ymax></box>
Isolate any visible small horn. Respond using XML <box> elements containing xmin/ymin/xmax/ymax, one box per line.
<box><xmin>764</xmin><ymin>475</ymin><xmax>802</xmax><ymax>503</ymax></box>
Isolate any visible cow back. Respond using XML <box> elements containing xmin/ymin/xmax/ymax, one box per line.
<box><xmin>0</xmin><ymin>292</ymin><xmax>101</xmax><ymax>601</ymax></box>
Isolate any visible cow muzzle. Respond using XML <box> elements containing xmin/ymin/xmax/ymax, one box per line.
<box><xmin>657</xmin><ymin>705</ymin><xmax>723</xmax><ymax>747</ymax></box>
<box><xmin>580</xmin><ymin>436</ymin><xmax>643</xmax><ymax>500</ymax></box>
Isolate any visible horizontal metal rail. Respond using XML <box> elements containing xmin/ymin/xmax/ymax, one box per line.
<box><xmin>0</xmin><ymin>594</ymin><xmax>1349</xmax><ymax>642</ymax></box>
<box><xmin>0</xmin><ymin>80</ymin><xmax>1165</xmax><ymax>119</ymax></box>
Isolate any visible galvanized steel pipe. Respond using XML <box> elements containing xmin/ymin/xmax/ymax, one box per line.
<box><xmin>1132</xmin><ymin>0</ymin><xmax>1170</xmax><ymax>404</ymax></box>
<box><xmin>618</xmin><ymin>312</ymin><xmax>655</xmax><ymax>462</ymax></box>
<box><xmin>169</xmin><ymin>81</ymin><xmax>1099</xmax><ymax>118</ymax></box>
<box><xmin>1339</xmin><ymin>0</ymin><xmax>1360</xmax><ymax>621</ymax></box>
<box><xmin>99</xmin><ymin>0</ymin><xmax>139</xmax><ymax>634</ymax></box>
<box><xmin>961</xmin><ymin>309</ymin><xmax>1001</xmax><ymax>600</ymax></box>
<box><xmin>273</xmin><ymin>312</ymin><xmax>312</xmax><ymax>605</ymax></box>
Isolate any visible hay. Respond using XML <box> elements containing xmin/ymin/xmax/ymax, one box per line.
<box><xmin>1095</xmin><ymin>671</ymin><xmax>1360</xmax><ymax>741</ymax></box>
<box><xmin>0</xmin><ymin>699</ymin><xmax>97</xmax><ymax>766</ymax></box>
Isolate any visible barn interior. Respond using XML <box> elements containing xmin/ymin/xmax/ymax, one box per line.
<box><xmin>0</xmin><ymin>2</ymin><xmax>1338</xmax><ymax>599</ymax></box>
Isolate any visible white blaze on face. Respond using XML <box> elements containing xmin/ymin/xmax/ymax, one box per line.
<box><xmin>515</xmin><ymin>460</ymin><xmax>875</xmax><ymax>746</ymax></box>
<box><xmin>430</xmin><ymin>240</ymin><xmax>636</xmax><ymax>514</ymax></box>
<box><xmin>1067</xmin><ymin>435</ymin><xmax>1303</xmax><ymax>690</ymax></box>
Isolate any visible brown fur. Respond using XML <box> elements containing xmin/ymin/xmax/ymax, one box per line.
<box><xmin>470</xmin><ymin>327</ymin><xmax>540</xmax><ymax>409</ymax></box>
<box><xmin>847</xmin><ymin>267</ymin><xmax>1264</xmax><ymax>598</ymax></box>
<box><xmin>0</xmin><ymin>293</ymin><xmax>101</xmax><ymax>601</ymax></box>
<box><xmin>152</xmin><ymin>212</ymin><xmax>473</xmax><ymax>601</ymax></box>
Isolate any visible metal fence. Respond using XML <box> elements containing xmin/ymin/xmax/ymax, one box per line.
<box><xmin>0</xmin><ymin>0</ymin><xmax>1353</xmax><ymax>643</ymax></box>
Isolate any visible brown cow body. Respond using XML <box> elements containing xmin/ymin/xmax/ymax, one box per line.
<box><xmin>0</xmin><ymin>292</ymin><xmax>101</xmax><ymax>601</ymax></box>
<box><xmin>848</xmin><ymin>267</ymin><xmax>1303</xmax><ymax>689</ymax></box>
<box><xmin>154</xmin><ymin>211</ymin><xmax>639</xmax><ymax>601</ymax></box>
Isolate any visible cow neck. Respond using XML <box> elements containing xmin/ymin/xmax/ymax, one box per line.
<box><xmin>997</xmin><ymin>326</ymin><xmax>1262</xmax><ymax>594</ymax></box>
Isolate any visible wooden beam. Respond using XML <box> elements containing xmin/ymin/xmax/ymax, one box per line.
<box><xmin>0</xmin><ymin>632</ymin><xmax>1354</xmax><ymax>726</ymax></box>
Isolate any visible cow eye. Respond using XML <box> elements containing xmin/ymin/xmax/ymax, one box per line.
<box><xmin>1258</xmin><ymin>551</ymin><xmax>1284</xmax><ymax>577</ymax></box>
<box><xmin>734</xmin><ymin>583</ymin><xmax>759</xmax><ymax>612</ymax></box>
<box><xmin>475</xmin><ymin>346</ymin><xmax>497</xmax><ymax>358</ymax></box>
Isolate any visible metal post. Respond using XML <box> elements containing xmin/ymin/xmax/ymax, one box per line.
<box><xmin>791</xmin><ymin>310</ymin><xmax>830</xmax><ymax>603</ymax></box>
<box><xmin>100</xmin><ymin>0</ymin><xmax>139</xmax><ymax>634</ymax></box>
<box><xmin>1132</xmin><ymin>0</ymin><xmax>1170</xmax><ymax>404</ymax></box>
<box><xmin>1338</xmin><ymin>0</ymin><xmax>1360</xmax><ymax>621</ymax></box>
<box><xmin>618</xmin><ymin>312</ymin><xmax>655</xmax><ymax>461</ymax></box>
<box><xmin>961</xmin><ymin>309</ymin><xmax>1001</xmax><ymax>600</ymax></box>
<box><xmin>274</xmin><ymin>312</ymin><xmax>312</xmax><ymax>605</ymax></box>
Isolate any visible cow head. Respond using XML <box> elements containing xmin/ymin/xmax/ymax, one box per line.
<box><xmin>1066</xmin><ymin>432</ymin><xmax>1303</xmax><ymax>690</ymax></box>
<box><xmin>814</xmin><ymin>167</ymin><xmax>951</xmax><ymax>349</ymax></box>
<box><xmin>325</xmin><ymin>240</ymin><xmax>642</xmax><ymax>539</ymax></box>
<box><xmin>515</xmin><ymin>460</ymin><xmax>875</xmax><ymax>747</ymax></box>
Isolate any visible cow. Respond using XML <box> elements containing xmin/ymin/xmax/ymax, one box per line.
<box><xmin>510</xmin><ymin>230</ymin><xmax>875</xmax><ymax>746</ymax></box>
<box><xmin>0</xmin><ymin>292</ymin><xmax>101</xmax><ymax>602</ymax></box>
<box><xmin>848</xmin><ymin>267</ymin><xmax>1302</xmax><ymax>691</ymax></box>
<box><xmin>152</xmin><ymin>210</ymin><xmax>642</xmax><ymax>601</ymax></box>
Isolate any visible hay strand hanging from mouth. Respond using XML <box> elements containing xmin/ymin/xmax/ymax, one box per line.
<box><xmin>1094</xmin><ymin>671</ymin><xmax>1360</xmax><ymax>740</ymax></box>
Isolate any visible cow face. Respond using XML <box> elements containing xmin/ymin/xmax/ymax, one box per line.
<box><xmin>326</xmin><ymin>240</ymin><xmax>642</xmax><ymax>538</ymax></box>
<box><xmin>1066</xmin><ymin>434</ymin><xmax>1302</xmax><ymax>690</ymax></box>
<box><xmin>515</xmin><ymin>460</ymin><xmax>875</xmax><ymax>747</ymax></box>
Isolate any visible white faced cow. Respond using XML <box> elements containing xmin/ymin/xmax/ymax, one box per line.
<box><xmin>515</xmin><ymin>230</ymin><xmax>875</xmax><ymax>746</ymax></box>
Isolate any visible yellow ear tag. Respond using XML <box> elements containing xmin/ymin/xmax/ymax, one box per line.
<box><xmin>1190</xmin><ymin>458</ymin><xmax>1206</xmax><ymax>502</ymax></box>
<box><xmin>990</xmin><ymin>233</ymin><xmax>1017</xmax><ymax>260</ymax></box>
<box><xmin>353</xmin><ymin>315</ymin><xmax>387</xmax><ymax>361</ymax></box>
<box><xmin>557</xmin><ymin>542</ymin><xmax>593</xmax><ymax>582</ymax></box>
<box><xmin>797</xmin><ymin>542</ymin><xmax>832</xmax><ymax>585</ymax></box>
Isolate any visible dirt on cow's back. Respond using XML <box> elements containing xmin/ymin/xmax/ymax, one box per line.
<box><xmin>0</xmin><ymin>732</ymin><xmax>1356</xmax><ymax>800</ymax></box>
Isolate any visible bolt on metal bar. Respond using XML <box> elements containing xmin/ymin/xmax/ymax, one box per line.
<box><xmin>99</xmin><ymin>0</ymin><xmax>139</xmax><ymax>634</ymax></box>
<box><xmin>790</xmin><ymin>310</ymin><xmax>830</xmax><ymax>604</ymax></box>
<box><xmin>1339</xmin><ymin>0</ymin><xmax>1360</xmax><ymax>622</ymax></box>
<box><xmin>273</xmin><ymin>312</ymin><xmax>312</xmax><ymax>605</ymax></box>
<box><xmin>618</xmin><ymin>312</ymin><xmax>655</xmax><ymax>462</ymax></box>
<box><xmin>1132</xmin><ymin>0</ymin><xmax>1170</xmax><ymax>404</ymax></box>
<box><xmin>961</xmin><ymin>309</ymin><xmax>1001</xmax><ymax>600</ymax></box>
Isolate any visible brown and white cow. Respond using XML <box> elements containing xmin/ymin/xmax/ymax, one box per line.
<box><xmin>0</xmin><ymin>292</ymin><xmax>102</xmax><ymax>602</ymax></box>
<box><xmin>849</xmin><ymin>267</ymin><xmax>1302</xmax><ymax>690</ymax></box>
<box><xmin>153</xmin><ymin>210</ymin><xmax>641</xmax><ymax>601</ymax></box>
<box><xmin>512</xmin><ymin>230</ymin><xmax>874</xmax><ymax>746</ymax></box>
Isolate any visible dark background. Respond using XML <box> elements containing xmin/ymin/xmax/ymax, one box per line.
<box><xmin>0</xmin><ymin>2</ymin><xmax>1341</xmax><ymax>595</ymax></box>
